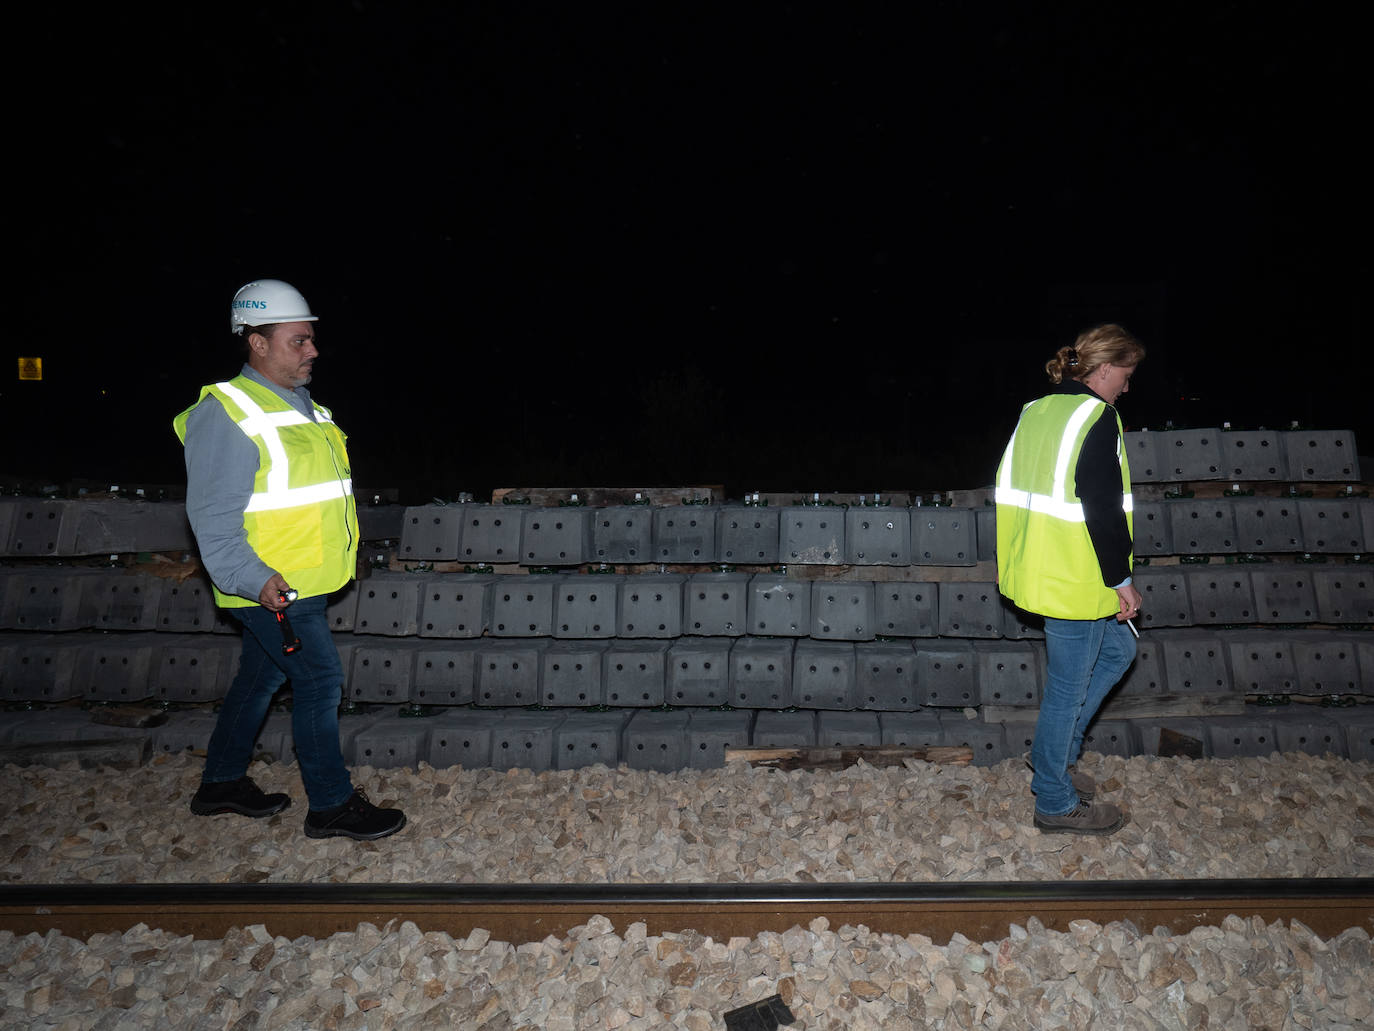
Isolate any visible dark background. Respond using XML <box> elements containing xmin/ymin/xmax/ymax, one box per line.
<box><xmin>4</xmin><ymin>6</ymin><xmax>1369</xmax><ymax>502</ymax></box>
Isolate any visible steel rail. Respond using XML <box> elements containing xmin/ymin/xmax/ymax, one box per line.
<box><xmin>3</xmin><ymin>878</ymin><xmax>1371</xmax><ymax>944</ymax></box>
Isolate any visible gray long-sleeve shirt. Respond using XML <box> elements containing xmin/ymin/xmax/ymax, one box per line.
<box><xmin>182</xmin><ymin>364</ymin><xmax>321</xmax><ymax>602</ymax></box>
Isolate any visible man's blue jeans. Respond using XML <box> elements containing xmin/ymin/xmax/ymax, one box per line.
<box><xmin>1031</xmin><ymin>615</ymin><xmax>1136</xmax><ymax>816</ymax></box>
<box><xmin>201</xmin><ymin>594</ymin><xmax>354</xmax><ymax>811</ymax></box>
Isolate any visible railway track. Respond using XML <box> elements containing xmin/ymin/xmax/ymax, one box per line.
<box><xmin>3</xmin><ymin>878</ymin><xmax>1371</xmax><ymax>944</ymax></box>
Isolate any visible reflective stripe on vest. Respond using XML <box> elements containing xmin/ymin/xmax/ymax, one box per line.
<box><xmin>214</xmin><ymin>380</ymin><xmax>353</xmax><ymax>513</ymax></box>
<box><xmin>995</xmin><ymin>397</ymin><xmax>1133</xmax><ymax>521</ymax></box>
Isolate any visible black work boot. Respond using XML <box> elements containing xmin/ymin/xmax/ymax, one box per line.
<box><xmin>304</xmin><ymin>788</ymin><xmax>406</xmax><ymax>841</ymax></box>
<box><xmin>190</xmin><ymin>776</ymin><xmax>291</xmax><ymax>818</ymax></box>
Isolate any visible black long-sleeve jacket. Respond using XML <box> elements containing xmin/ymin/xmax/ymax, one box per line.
<box><xmin>1052</xmin><ymin>379</ymin><xmax>1133</xmax><ymax>588</ymax></box>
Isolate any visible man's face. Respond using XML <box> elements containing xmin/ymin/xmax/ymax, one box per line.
<box><xmin>249</xmin><ymin>322</ymin><xmax>318</xmax><ymax>389</ymax></box>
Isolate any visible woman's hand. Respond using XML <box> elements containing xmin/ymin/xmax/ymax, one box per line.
<box><xmin>1115</xmin><ymin>583</ymin><xmax>1142</xmax><ymax>623</ymax></box>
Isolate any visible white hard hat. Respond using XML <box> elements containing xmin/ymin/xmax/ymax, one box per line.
<box><xmin>230</xmin><ymin>279</ymin><xmax>319</xmax><ymax>334</ymax></box>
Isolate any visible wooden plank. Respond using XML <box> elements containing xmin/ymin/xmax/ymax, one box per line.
<box><xmin>977</xmin><ymin>705</ymin><xmax>1041</xmax><ymax>725</ymax></box>
<box><xmin>936</xmin><ymin>489</ymin><xmax>994</xmax><ymax>508</ymax></box>
<box><xmin>731</xmin><ymin>492</ymin><xmax>916</xmax><ymax>507</ymax></box>
<box><xmin>1097</xmin><ymin>693</ymin><xmax>1247</xmax><ymax>719</ymax></box>
<box><xmin>725</xmin><ymin>745</ymin><xmax>973</xmax><ymax>770</ymax></box>
<box><xmin>984</xmin><ymin>693</ymin><xmax>1245</xmax><ymax>724</ymax></box>
<box><xmin>1248</xmin><ymin>694</ymin><xmax>1366</xmax><ymax>706</ymax></box>
<box><xmin>384</xmin><ymin>559</ymin><xmax>783</xmax><ymax>575</ymax></box>
<box><xmin>784</xmin><ymin>561</ymin><xmax>996</xmax><ymax>583</ymax></box>
<box><xmin>736</xmin><ymin>492</ymin><xmax>987</xmax><ymax>508</ymax></box>
<box><xmin>1135</xmin><ymin>482</ymin><xmax>1370</xmax><ymax>501</ymax></box>
<box><xmin>124</xmin><ymin>557</ymin><xmax>207</xmax><ymax>583</ymax></box>
<box><xmin>384</xmin><ymin>556</ymin><xmax>1000</xmax><ymax>581</ymax></box>
<box><xmin>387</xmin><ymin>559</ymin><xmax>527</xmax><ymax>574</ymax></box>
<box><xmin>486</xmin><ymin>489</ymin><xmax>1013</xmax><ymax>508</ymax></box>
<box><xmin>1157</xmin><ymin>726</ymin><xmax>1206</xmax><ymax>758</ymax></box>
<box><xmin>490</xmin><ymin>487</ymin><xmax>722</xmax><ymax>506</ymax></box>
<box><xmin>90</xmin><ymin>706</ymin><xmax>169</xmax><ymax>730</ymax></box>
<box><xmin>480</xmin><ymin>479</ymin><xmax>1369</xmax><ymax>510</ymax></box>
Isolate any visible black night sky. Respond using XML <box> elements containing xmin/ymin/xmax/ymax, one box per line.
<box><xmin>5</xmin><ymin>6</ymin><xmax>1370</xmax><ymax>502</ymax></box>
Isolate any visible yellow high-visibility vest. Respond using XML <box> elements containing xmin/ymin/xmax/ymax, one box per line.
<box><xmin>174</xmin><ymin>375</ymin><xmax>358</xmax><ymax>608</ymax></box>
<box><xmin>995</xmin><ymin>393</ymin><xmax>1132</xmax><ymax>619</ymax></box>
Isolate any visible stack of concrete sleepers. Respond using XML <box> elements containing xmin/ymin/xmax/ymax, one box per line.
<box><xmin>1</xmin><ymin>426</ymin><xmax>1370</xmax><ymax>770</ymax></box>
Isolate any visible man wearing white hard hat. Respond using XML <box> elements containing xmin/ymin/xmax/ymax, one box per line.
<box><xmin>173</xmin><ymin>279</ymin><xmax>406</xmax><ymax>841</ymax></box>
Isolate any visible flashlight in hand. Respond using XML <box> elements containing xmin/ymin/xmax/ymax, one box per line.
<box><xmin>275</xmin><ymin>589</ymin><xmax>301</xmax><ymax>655</ymax></box>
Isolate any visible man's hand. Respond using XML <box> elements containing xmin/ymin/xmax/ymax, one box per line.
<box><xmin>258</xmin><ymin>573</ymin><xmax>295</xmax><ymax>611</ymax></box>
<box><xmin>1115</xmin><ymin>583</ymin><xmax>1142</xmax><ymax>623</ymax></box>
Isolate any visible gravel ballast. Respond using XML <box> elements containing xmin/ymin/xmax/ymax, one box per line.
<box><xmin>1</xmin><ymin>751</ymin><xmax>1372</xmax><ymax>1028</ymax></box>
<box><xmin>4</xmin><ymin>752</ymin><xmax>1371</xmax><ymax>885</ymax></box>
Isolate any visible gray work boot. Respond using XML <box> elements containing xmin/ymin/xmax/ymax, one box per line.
<box><xmin>1066</xmin><ymin>765</ymin><xmax>1096</xmax><ymax>801</ymax></box>
<box><xmin>1033</xmin><ymin>800</ymin><xmax>1126</xmax><ymax>835</ymax></box>
<box><xmin>1024</xmin><ymin>755</ymin><xmax>1096</xmax><ymax>800</ymax></box>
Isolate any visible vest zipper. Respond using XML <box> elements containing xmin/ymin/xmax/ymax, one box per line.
<box><xmin>319</xmin><ymin>417</ymin><xmax>356</xmax><ymax>554</ymax></box>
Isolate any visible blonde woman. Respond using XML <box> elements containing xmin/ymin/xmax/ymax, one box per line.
<box><xmin>995</xmin><ymin>324</ymin><xmax>1145</xmax><ymax>834</ymax></box>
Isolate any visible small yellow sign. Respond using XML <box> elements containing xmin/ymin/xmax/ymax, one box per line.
<box><xmin>18</xmin><ymin>357</ymin><xmax>42</xmax><ymax>381</ymax></box>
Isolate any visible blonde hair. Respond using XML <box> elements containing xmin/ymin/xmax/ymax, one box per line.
<box><xmin>1045</xmin><ymin>323</ymin><xmax>1145</xmax><ymax>384</ymax></box>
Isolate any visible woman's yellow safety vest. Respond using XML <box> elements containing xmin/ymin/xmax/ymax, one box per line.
<box><xmin>995</xmin><ymin>393</ymin><xmax>1132</xmax><ymax>620</ymax></box>
<box><xmin>174</xmin><ymin>375</ymin><xmax>359</xmax><ymax>608</ymax></box>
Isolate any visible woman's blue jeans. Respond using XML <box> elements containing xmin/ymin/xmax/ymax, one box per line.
<box><xmin>201</xmin><ymin>594</ymin><xmax>354</xmax><ymax>810</ymax></box>
<box><xmin>1031</xmin><ymin>615</ymin><xmax>1136</xmax><ymax>816</ymax></box>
